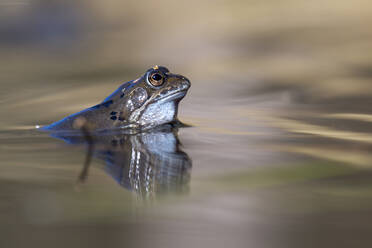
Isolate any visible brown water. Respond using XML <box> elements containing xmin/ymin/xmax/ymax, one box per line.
<box><xmin>1</xmin><ymin>1</ymin><xmax>372</xmax><ymax>247</ymax></box>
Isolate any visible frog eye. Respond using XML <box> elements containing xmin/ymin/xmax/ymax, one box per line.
<box><xmin>148</xmin><ymin>72</ymin><xmax>165</xmax><ymax>87</ymax></box>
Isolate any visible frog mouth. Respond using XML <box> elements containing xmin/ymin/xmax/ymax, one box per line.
<box><xmin>151</xmin><ymin>90</ymin><xmax>187</xmax><ymax>103</ymax></box>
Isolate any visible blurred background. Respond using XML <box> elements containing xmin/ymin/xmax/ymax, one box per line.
<box><xmin>1</xmin><ymin>0</ymin><xmax>372</xmax><ymax>247</ymax></box>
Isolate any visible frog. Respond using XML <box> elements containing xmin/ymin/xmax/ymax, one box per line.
<box><xmin>41</xmin><ymin>66</ymin><xmax>191</xmax><ymax>131</ymax></box>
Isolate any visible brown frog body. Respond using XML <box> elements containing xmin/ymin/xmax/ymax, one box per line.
<box><xmin>42</xmin><ymin>66</ymin><xmax>190</xmax><ymax>131</ymax></box>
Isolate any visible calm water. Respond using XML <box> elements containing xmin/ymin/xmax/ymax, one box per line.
<box><xmin>1</xmin><ymin>1</ymin><xmax>372</xmax><ymax>247</ymax></box>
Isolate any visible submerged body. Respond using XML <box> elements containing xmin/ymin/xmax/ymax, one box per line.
<box><xmin>42</xmin><ymin>66</ymin><xmax>190</xmax><ymax>131</ymax></box>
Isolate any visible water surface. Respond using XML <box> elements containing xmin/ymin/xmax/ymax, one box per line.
<box><xmin>1</xmin><ymin>1</ymin><xmax>372</xmax><ymax>247</ymax></box>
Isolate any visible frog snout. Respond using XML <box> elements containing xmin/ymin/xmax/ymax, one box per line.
<box><xmin>179</xmin><ymin>80</ymin><xmax>190</xmax><ymax>91</ymax></box>
<box><xmin>175</xmin><ymin>75</ymin><xmax>191</xmax><ymax>91</ymax></box>
<box><xmin>182</xmin><ymin>77</ymin><xmax>191</xmax><ymax>90</ymax></box>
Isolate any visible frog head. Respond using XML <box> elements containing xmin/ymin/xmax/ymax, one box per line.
<box><xmin>111</xmin><ymin>65</ymin><xmax>191</xmax><ymax>129</ymax></box>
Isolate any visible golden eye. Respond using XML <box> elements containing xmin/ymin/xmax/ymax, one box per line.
<box><xmin>148</xmin><ymin>72</ymin><xmax>164</xmax><ymax>87</ymax></box>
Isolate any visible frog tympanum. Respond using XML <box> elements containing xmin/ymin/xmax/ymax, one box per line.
<box><xmin>42</xmin><ymin>66</ymin><xmax>191</xmax><ymax>131</ymax></box>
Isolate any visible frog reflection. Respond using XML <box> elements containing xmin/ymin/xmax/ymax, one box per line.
<box><xmin>53</xmin><ymin>125</ymin><xmax>192</xmax><ymax>198</ymax></box>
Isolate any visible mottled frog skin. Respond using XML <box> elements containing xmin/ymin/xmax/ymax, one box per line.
<box><xmin>42</xmin><ymin>66</ymin><xmax>190</xmax><ymax>131</ymax></box>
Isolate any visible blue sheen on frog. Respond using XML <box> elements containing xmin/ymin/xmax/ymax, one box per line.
<box><xmin>42</xmin><ymin>66</ymin><xmax>191</xmax><ymax>131</ymax></box>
